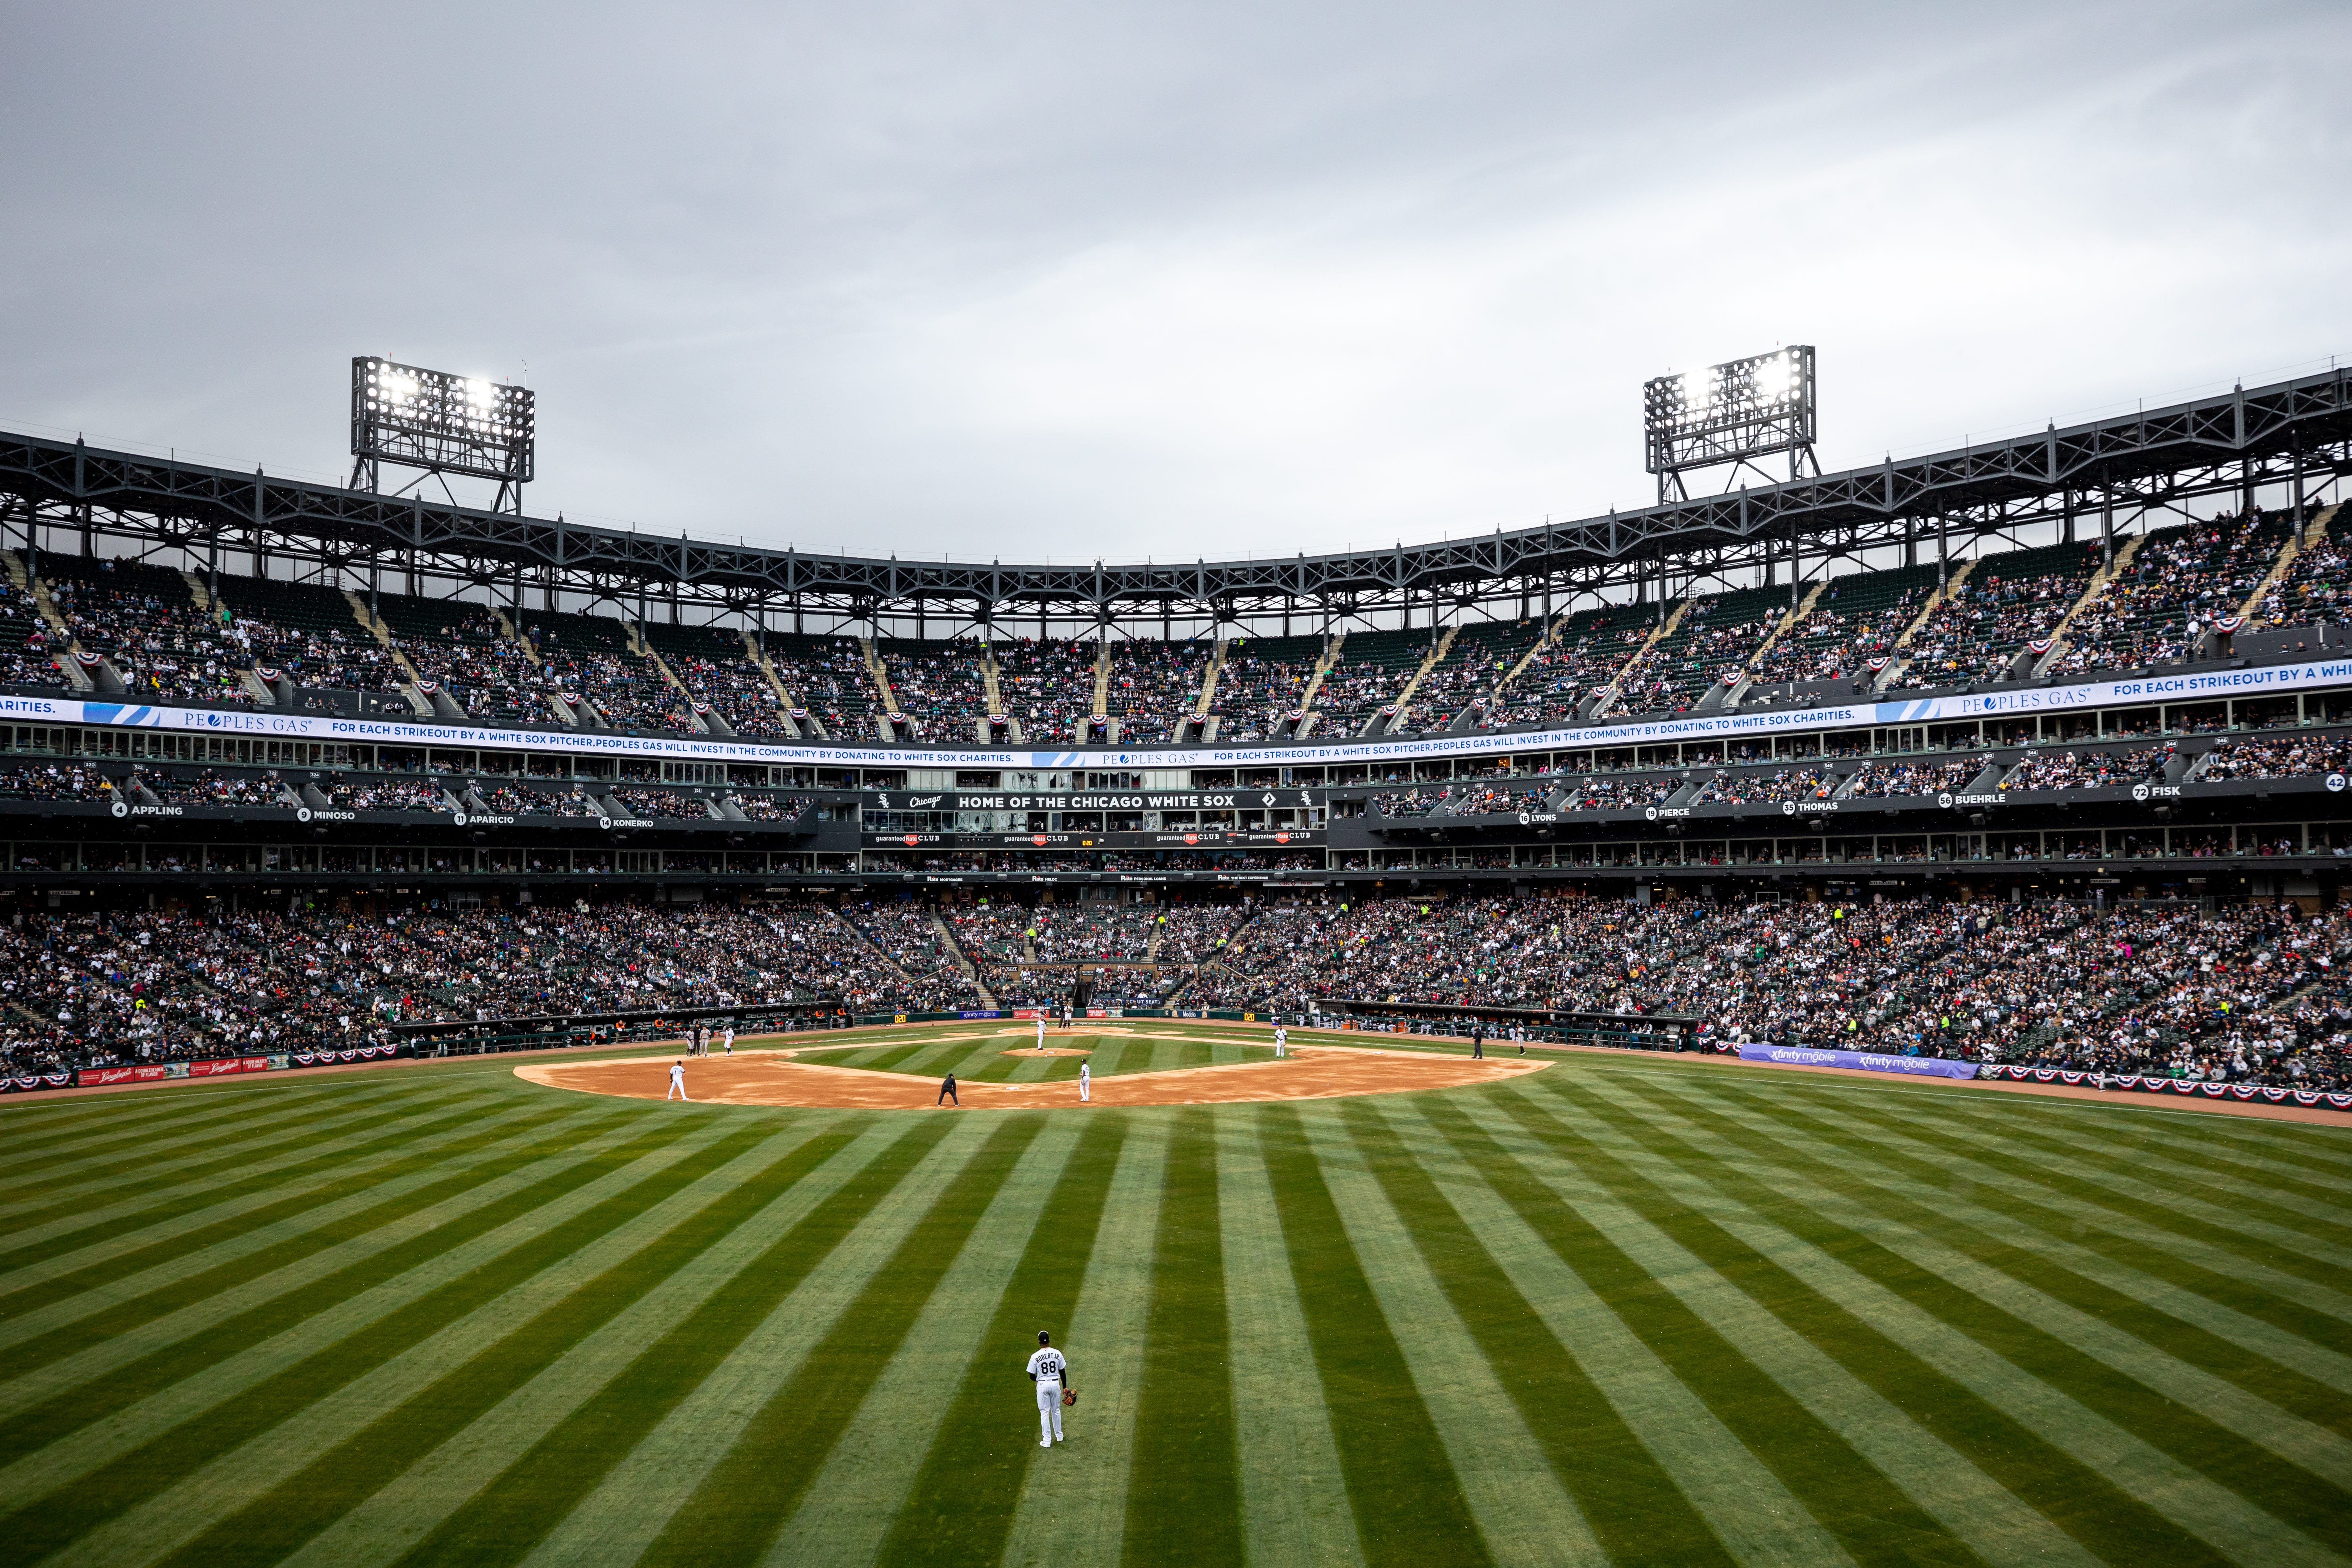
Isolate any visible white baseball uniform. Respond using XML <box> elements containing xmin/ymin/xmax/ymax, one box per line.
<box><xmin>666</xmin><ymin>1062</ymin><xmax>687</xmax><ymax>1101</ymax></box>
<box><xmin>1037</xmin><ymin>1016</ymin><xmax>1047</xmax><ymax>1049</ymax></box>
<box><xmin>723</xmin><ymin>1026</ymin><xmax>735</xmax><ymax>1054</ymax></box>
<box><xmin>1274</xmin><ymin>1026</ymin><xmax>1287</xmax><ymax>1058</ymax></box>
<box><xmin>1079</xmin><ymin>1062</ymin><xmax>1089</xmax><ymax>1102</ymax></box>
<box><xmin>1027</xmin><ymin>1346</ymin><xmax>1067</xmax><ymax>1444</ymax></box>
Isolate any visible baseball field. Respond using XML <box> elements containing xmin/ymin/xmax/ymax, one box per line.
<box><xmin>2</xmin><ymin>1020</ymin><xmax>2348</xmax><ymax>1568</ymax></box>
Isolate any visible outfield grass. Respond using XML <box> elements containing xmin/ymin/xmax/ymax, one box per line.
<box><xmin>2</xmin><ymin>1021</ymin><xmax>2349</xmax><ymax>1567</ymax></box>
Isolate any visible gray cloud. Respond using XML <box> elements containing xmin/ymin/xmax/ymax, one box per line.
<box><xmin>2</xmin><ymin>1</ymin><xmax>2346</xmax><ymax>562</ymax></box>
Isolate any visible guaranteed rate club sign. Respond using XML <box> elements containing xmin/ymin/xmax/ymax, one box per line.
<box><xmin>4</xmin><ymin>653</ymin><xmax>2346</xmax><ymax>771</ymax></box>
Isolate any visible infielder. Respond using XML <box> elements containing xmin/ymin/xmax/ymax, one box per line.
<box><xmin>1037</xmin><ymin>1013</ymin><xmax>1047</xmax><ymax>1050</ymax></box>
<box><xmin>722</xmin><ymin>1023</ymin><xmax>735</xmax><ymax>1055</ymax></box>
<box><xmin>1273</xmin><ymin>1024</ymin><xmax>1287</xmax><ymax>1058</ymax></box>
<box><xmin>1079</xmin><ymin>1061</ymin><xmax>1090</xmax><ymax>1102</ymax></box>
<box><xmin>666</xmin><ymin>1060</ymin><xmax>688</xmax><ymax>1101</ymax></box>
<box><xmin>1028</xmin><ymin>1331</ymin><xmax>1069</xmax><ymax>1446</ymax></box>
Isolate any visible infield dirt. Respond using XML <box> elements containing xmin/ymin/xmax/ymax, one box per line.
<box><xmin>516</xmin><ymin>1042</ymin><xmax>1547</xmax><ymax>1109</ymax></box>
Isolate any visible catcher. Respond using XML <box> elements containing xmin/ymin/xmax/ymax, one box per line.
<box><xmin>1027</xmin><ymin>1330</ymin><xmax>1073</xmax><ymax>1447</ymax></box>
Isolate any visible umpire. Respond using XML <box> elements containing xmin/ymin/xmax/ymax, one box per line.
<box><xmin>938</xmin><ymin>1071</ymin><xmax>959</xmax><ymax>1106</ymax></box>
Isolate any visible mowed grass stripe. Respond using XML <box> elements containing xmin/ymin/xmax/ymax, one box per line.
<box><xmin>876</xmin><ymin>1115</ymin><xmax>1129</xmax><ymax>1567</ymax></box>
<box><xmin>1509</xmin><ymin>1080</ymin><xmax>2236</xmax><ymax>1568</ymax></box>
<box><xmin>0</xmin><ymin>1106</ymin><xmax>647</xmax><ymax>1427</ymax></box>
<box><xmin>0</xmin><ymin>1098</ymin><xmax>595</xmax><ymax>1356</ymax></box>
<box><xmin>1338</xmin><ymin>1097</ymin><xmax>1732</xmax><ymax>1566</ymax></box>
<box><xmin>0</xmin><ymin>1083</ymin><xmax>415</xmax><ymax>1202</ymax></box>
<box><xmin>632</xmin><ymin>1115</ymin><xmax>1048</xmax><ymax>1568</ymax></box>
<box><xmin>994</xmin><ymin>1114</ymin><xmax>1173</xmax><ymax>1568</ymax></box>
<box><xmin>0</xmin><ymin>1115</ymin><xmax>720</xmax><ymax>1510</ymax></box>
<box><xmin>494</xmin><ymin>1119</ymin><xmax>983</xmax><ymax>1568</ymax></box>
<box><xmin>1728</xmin><ymin>1078</ymin><xmax>2352</xmax><ymax>1353</ymax></box>
<box><xmin>1921</xmin><ymin>1090</ymin><xmax>2352</xmax><ymax>1205</ymax></box>
<box><xmin>1572</xmin><ymin>1072</ymin><xmax>2352</xmax><ymax>1560</ymax></box>
<box><xmin>1866</xmin><ymin>1094</ymin><xmax>2352</xmax><ymax>1286</ymax></box>
<box><xmin>1301</xmin><ymin>1106</ymin><xmax>1604</xmax><ymax>1565</ymax></box>
<box><xmin>1638</xmin><ymin>1071</ymin><xmax>2352</xmax><ymax>1444</ymax></box>
<box><xmin>0</xmin><ymin>1086</ymin><xmax>520</xmax><ymax>1280</ymax></box>
<box><xmin>150</xmin><ymin>1123</ymin><xmax>852</xmax><ymax>1568</ymax></box>
<box><xmin>1415</xmin><ymin>1094</ymin><xmax>1998</xmax><ymax>1567</ymax></box>
<box><xmin>1377</xmin><ymin>1100</ymin><xmax>1861</xmax><ymax>1568</ymax></box>
<box><xmin>766</xmin><ymin>1122</ymin><xmax>1090</xmax><ymax>1567</ymax></box>
<box><xmin>13</xmin><ymin>1118</ymin><xmax>767</xmax><ymax>1568</ymax></box>
<box><xmin>261</xmin><ymin>1118</ymin><xmax>915</xmax><ymax>1568</ymax></box>
<box><xmin>1259</xmin><ymin>1102</ymin><xmax>1491</xmax><ymax>1568</ymax></box>
<box><xmin>1121</xmin><ymin>1109</ymin><xmax>1246</xmax><ymax>1565</ymax></box>
<box><xmin>0</xmin><ymin>1079</ymin><xmax>497</xmax><ymax>1224</ymax></box>
<box><xmin>1213</xmin><ymin>1108</ymin><xmax>1365</xmax><ymax>1568</ymax></box>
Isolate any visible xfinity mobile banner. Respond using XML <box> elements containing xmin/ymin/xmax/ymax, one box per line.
<box><xmin>4</xmin><ymin>653</ymin><xmax>2345</xmax><ymax>772</ymax></box>
<box><xmin>1738</xmin><ymin>1044</ymin><xmax>1982</xmax><ymax>1081</ymax></box>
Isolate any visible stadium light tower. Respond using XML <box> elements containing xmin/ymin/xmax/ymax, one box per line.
<box><xmin>1642</xmin><ymin>346</ymin><xmax>1816</xmax><ymax>503</ymax></box>
<box><xmin>349</xmin><ymin>357</ymin><xmax>536</xmax><ymax>513</ymax></box>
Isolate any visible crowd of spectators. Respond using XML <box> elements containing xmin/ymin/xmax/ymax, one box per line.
<box><xmin>1894</xmin><ymin>545</ymin><xmax>2097</xmax><ymax>688</ymax></box>
<box><xmin>880</xmin><ymin>641</ymin><xmax>990</xmax><ymax>736</ymax></box>
<box><xmin>1842</xmin><ymin>758</ymin><xmax>1985</xmax><ymax>798</ymax></box>
<box><xmin>838</xmin><ymin>901</ymin><xmax>985</xmax><ymax>1010</ymax></box>
<box><xmin>1106</xmin><ymin>640</ymin><xmax>1212</xmax><ymax>743</ymax></box>
<box><xmin>520</xmin><ymin>614</ymin><xmax>680</xmax><ymax>730</ymax></box>
<box><xmin>390</xmin><ymin>607</ymin><xmax>563</xmax><ymax>726</ymax></box>
<box><xmin>993</xmin><ymin>637</ymin><xmax>1102</xmax><ymax>741</ymax></box>
<box><xmin>0</xmin><ymin>761</ymin><xmax>114</xmax><ymax>800</ymax></box>
<box><xmin>0</xmin><ymin>579</ymin><xmax>60</xmax><ymax>688</ymax></box>
<box><xmin>1694</xmin><ymin>767</ymin><xmax>1840</xmax><ymax>805</ymax></box>
<box><xmin>658</xmin><ymin>645</ymin><xmax>791</xmax><ymax>738</ymax></box>
<box><xmin>0</xmin><ymin>898</ymin><xmax>990</xmax><ymax>1073</ymax></box>
<box><xmin>1212</xmin><ymin>637</ymin><xmax>1323</xmax><ymax>740</ymax></box>
<box><xmin>2254</xmin><ymin>508</ymin><xmax>2350</xmax><ymax>627</ymax></box>
<box><xmin>608</xmin><ymin>786</ymin><xmax>714</xmax><ymax>821</ymax></box>
<box><xmin>9</xmin><ymin>891</ymin><xmax>2349</xmax><ymax>1092</ymax></box>
<box><xmin>2056</xmin><ymin>510</ymin><xmax>2291</xmax><ymax>672</ymax></box>
<box><xmin>763</xmin><ymin>635</ymin><xmax>881</xmax><ymax>740</ymax></box>
<box><xmin>2000</xmin><ymin>745</ymin><xmax>2172</xmax><ymax>791</ymax></box>
<box><xmin>1747</xmin><ymin>587</ymin><xmax>1925</xmax><ymax>686</ymax></box>
<box><xmin>134</xmin><ymin>769</ymin><xmax>290</xmax><ymax>808</ymax></box>
<box><xmin>2197</xmin><ymin>733</ymin><xmax>2352</xmax><ymax>781</ymax></box>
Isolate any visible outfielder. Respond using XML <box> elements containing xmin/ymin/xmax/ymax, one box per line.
<box><xmin>666</xmin><ymin>1060</ymin><xmax>688</xmax><ymax>1101</ymax></box>
<box><xmin>1028</xmin><ymin>1330</ymin><xmax>1070</xmax><ymax>1446</ymax></box>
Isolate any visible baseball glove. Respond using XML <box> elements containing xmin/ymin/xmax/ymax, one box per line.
<box><xmin>1061</xmin><ymin>1387</ymin><xmax>1077</xmax><ymax>1407</ymax></box>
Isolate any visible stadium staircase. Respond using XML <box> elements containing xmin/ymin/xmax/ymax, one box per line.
<box><xmin>1390</xmin><ymin>624</ymin><xmax>1458</xmax><ymax>718</ymax></box>
<box><xmin>1091</xmin><ymin>640</ymin><xmax>1111</xmax><ymax>721</ymax></box>
<box><xmin>1590</xmin><ymin>599</ymin><xmax>1686</xmax><ymax>715</ymax></box>
<box><xmin>1877</xmin><ymin>557</ymin><xmax>1982</xmax><ymax>691</ymax></box>
<box><xmin>2235</xmin><ymin>503</ymin><xmax>2340</xmax><ymax>621</ymax></box>
<box><xmin>739</xmin><ymin>628</ymin><xmax>806</xmax><ymax>735</ymax></box>
<box><xmin>933</xmin><ymin>910</ymin><xmax>994</xmax><ymax>1006</ymax></box>
<box><xmin>340</xmin><ymin>589</ymin><xmax>433</xmax><ymax>703</ymax></box>
<box><xmin>2033</xmin><ymin>533</ymin><xmax>2148</xmax><ymax>675</ymax></box>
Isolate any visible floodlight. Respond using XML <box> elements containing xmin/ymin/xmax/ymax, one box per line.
<box><xmin>350</xmin><ymin>356</ymin><xmax>536</xmax><ymax>511</ymax></box>
<box><xmin>1643</xmin><ymin>345</ymin><xmax>1816</xmax><ymax>502</ymax></box>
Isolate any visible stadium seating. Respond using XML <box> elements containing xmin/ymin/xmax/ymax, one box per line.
<box><xmin>1212</xmin><ymin>634</ymin><xmax>1324</xmax><ymax>739</ymax></box>
<box><xmin>991</xmin><ymin>636</ymin><xmax>1100</xmax><ymax>741</ymax></box>
<box><xmin>876</xmin><ymin>638</ymin><xmax>989</xmax><ymax>738</ymax></box>
<box><xmin>1893</xmin><ymin>539</ymin><xmax>2099</xmax><ymax>687</ymax></box>
<box><xmin>1105</xmin><ymin>639</ymin><xmax>1214</xmax><ymax>742</ymax></box>
<box><xmin>38</xmin><ymin>556</ymin><xmax>256</xmax><ymax>703</ymax></box>
<box><xmin>2055</xmin><ymin>508</ymin><xmax>2291</xmax><ymax>671</ymax></box>
<box><xmin>1409</xmin><ymin>618</ymin><xmax>1548</xmax><ymax>727</ymax></box>
<box><xmin>641</xmin><ymin>620</ymin><xmax>792</xmax><ymax>736</ymax></box>
<box><xmin>1605</xmin><ymin>585</ymin><xmax>1788</xmax><ymax>715</ymax></box>
<box><xmin>371</xmin><ymin>593</ymin><xmax>558</xmax><ymax>724</ymax></box>
<box><xmin>1747</xmin><ymin>564</ymin><xmax>1938</xmax><ymax>690</ymax></box>
<box><xmin>1313</xmin><ymin>626</ymin><xmax>1434</xmax><ymax>731</ymax></box>
<box><xmin>759</xmin><ymin>632</ymin><xmax>881</xmax><ymax>739</ymax></box>
<box><xmin>208</xmin><ymin>571</ymin><xmax>406</xmax><ymax>694</ymax></box>
<box><xmin>518</xmin><ymin>608</ymin><xmax>681</xmax><ymax>729</ymax></box>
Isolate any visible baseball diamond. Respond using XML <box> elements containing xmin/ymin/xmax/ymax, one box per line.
<box><xmin>1</xmin><ymin>1018</ymin><xmax>2348</xmax><ymax>1567</ymax></box>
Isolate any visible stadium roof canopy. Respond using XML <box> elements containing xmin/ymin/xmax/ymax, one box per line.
<box><xmin>1</xmin><ymin>368</ymin><xmax>2347</xmax><ymax>628</ymax></box>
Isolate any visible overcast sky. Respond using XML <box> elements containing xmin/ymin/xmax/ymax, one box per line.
<box><xmin>3</xmin><ymin>2</ymin><xmax>2347</xmax><ymax>565</ymax></box>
